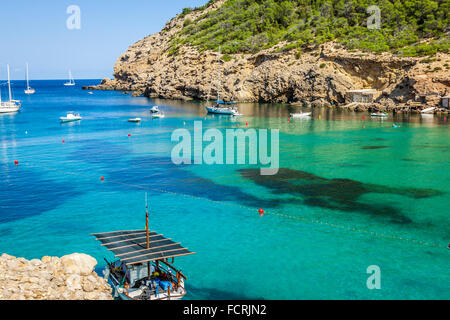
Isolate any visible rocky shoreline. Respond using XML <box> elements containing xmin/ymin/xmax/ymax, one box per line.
<box><xmin>85</xmin><ymin>1</ymin><xmax>449</xmax><ymax>114</ymax></box>
<box><xmin>0</xmin><ymin>253</ymin><xmax>112</xmax><ymax>300</ymax></box>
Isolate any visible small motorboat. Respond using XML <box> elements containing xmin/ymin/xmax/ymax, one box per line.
<box><xmin>88</xmin><ymin>91</ymin><xmax>93</xmax><ymax>95</ymax></box>
<box><xmin>290</xmin><ymin>112</ymin><xmax>311</xmax><ymax>118</ymax></box>
<box><xmin>370</xmin><ymin>112</ymin><xmax>388</xmax><ymax>118</ymax></box>
<box><xmin>420</xmin><ymin>107</ymin><xmax>435</xmax><ymax>114</ymax></box>
<box><xmin>150</xmin><ymin>106</ymin><xmax>160</xmax><ymax>113</ymax></box>
<box><xmin>152</xmin><ymin>112</ymin><xmax>165</xmax><ymax>119</ymax></box>
<box><xmin>128</xmin><ymin>118</ymin><xmax>141</xmax><ymax>123</ymax></box>
<box><xmin>60</xmin><ymin>112</ymin><xmax>82</xmax><ymax>123</ymax></box>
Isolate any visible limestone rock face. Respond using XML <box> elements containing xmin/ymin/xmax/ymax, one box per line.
<box><xmin>0</xmin><ymin>253</ymin><xmax>112</xmax><ymax>300</ymax></box>
<box><xmin>87</xmin><ymin>1</ymin><xmax>449</xmax><ymax>112</ymax></box>
<box><xmin>61</xmin><ymin>253</ymin><xmax>97</xmax><ymax>276</ymax></box>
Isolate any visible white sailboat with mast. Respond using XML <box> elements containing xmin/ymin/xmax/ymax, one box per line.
<box><xmin>64</xmin><ymin>70</ymin><xmax>75</xmax><ymax>86</ymax></box>
<box><xmin>205</xmin><ymin>46</ymin><xmax>239</xmax><ymax>116</ymax></box>
<box><xmin>24</xmin><ymin>63</ymin><xmax>35</xmax><ymax>94</ymax></box>
<box><xmin>0</xmin><ymin>65</ymin><xmax>21</xmax><ymax>113</ymax></box>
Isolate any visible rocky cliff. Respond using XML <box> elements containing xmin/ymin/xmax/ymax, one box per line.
<box><xmin>0</xmin><ymin>253</ymin><xmax>112</xmax><ymax>300</ymax></box>
<box><xmin>89</xmin><ymin>1</ymin><xmax>450</xmax><ymax>112</ymax></box>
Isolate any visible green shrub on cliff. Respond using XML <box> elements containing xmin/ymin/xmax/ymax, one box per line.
<box><xmin>174</xmin><ymin>0</ymin><xmax>449</xmax><ymax>56</ymax></box>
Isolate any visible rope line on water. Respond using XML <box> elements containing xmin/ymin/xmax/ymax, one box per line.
<box><xmin>12</xmin><ymin>160</ymin><xmax>447</xmax><ymax>250</ymax></box>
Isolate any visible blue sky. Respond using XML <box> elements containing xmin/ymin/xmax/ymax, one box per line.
<box><xmin>0</xmin><ymin>0</ymin><xmax>208</xmax><ymax>80</ymax></box>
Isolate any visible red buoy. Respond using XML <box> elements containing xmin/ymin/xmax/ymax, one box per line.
<box><xmin>362</xmin><ymin>116</ymin><xmax>365</xmax><ymax>120</ymax></box>
<box><xmin>62</xmin><ymin>139</ymin><xmax>65</xmax><ymax>143</ymax></box>
<box><xmin>246</xmin><ymin>122</ymin><xmax>248</xmax><ymax>126</ymax></box>
<box><xmin>237</xmin><ymin>124</ymin><xmax>239</xmax><ymax>127</ymax></box>
<box><xmin>259</xmin><ymin>209</ymin><xmax>264</xmax><ymax>216</ymax></box>
<box><xmin>128</xmin><ymin>134</ymin><xmax>131</xmax><ymax>137</ymax></box>
<box><xmin>100</xmin><ymin>176</ymin><xmax>104</xmax><ymax>181</ymax></box>
<box><xmin>14</xmin><ymin>160</ymin><xmax>18</xmax><ymax>165</ymax></box>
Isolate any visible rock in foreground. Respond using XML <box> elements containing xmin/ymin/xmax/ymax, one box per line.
<box><xmin>0</xmin><ymin>253</ymin><xmax>112</xmax><ymax>300</ymax></box>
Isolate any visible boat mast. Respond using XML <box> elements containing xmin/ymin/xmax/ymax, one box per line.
<box><xmin>26</xmin><ymin>63</ymin><xmax>30</xmax><ymax>89</ymax></box>
<box><xmin>7</xmin><ymin>65</ymin><xmax>12</xmax><ymax>102</ymax></box>
<box><xmin>145</xmin><ymin>192</ymin><xmax>150</xmax><ymax>277</ymax></box>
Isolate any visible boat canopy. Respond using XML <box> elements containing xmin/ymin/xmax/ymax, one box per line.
<box><xmin>92</xmin><ymin>229</ymin><xmax>195</xmax><ymax>266</ymax></box>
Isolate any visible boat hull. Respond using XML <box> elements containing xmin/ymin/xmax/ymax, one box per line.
<box><xmin>0</xmin><ymin>107</ymin><xmax>20</xmax><ymax>113</ymax></box>
<box><xmin>290</xmin><ymin>113</ymin><xmax>311</xmax><ymax>118</ymax></box>
<box><xmin>108</xmin><ymin>271</ymin><xmax>186</xmax><ymax>301</ymax></box>
<box><xmin>370</xmin><ymin>113</ymin><xmax>388</xmax><ymax>118</ymax></box>
<box><xmin>0</xmin><ymin>102</ymin><xmax>21</xmax><ymax>113</ymax></box>
<box><xmin>206</xmin><ymin>106</ymin><xmax>238</xmax><ymax>115</ymax></box>
<box><xmin>60</xmin><ymin>118</ymin><xmax>81</xmax><ymax>123</ymax></box>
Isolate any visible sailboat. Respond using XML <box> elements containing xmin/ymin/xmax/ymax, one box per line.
<box><xmin>0</xmin><ymin>65</ymin><xmax>22</xmax><ymax>113</ymax></box>
<box><xmin>205</xmin><ymin>47</ymin><xmax>239</xmax><ymax>116</ymax></box>
<box><xmin>24</xmin><ymin>63</ymin><xmax>35</xmax><ymax>94</ymax></box>
<box><xmin>64</xmin><ymin>70</ymin><xmax>75</xmax><ymax>86</ymax></box>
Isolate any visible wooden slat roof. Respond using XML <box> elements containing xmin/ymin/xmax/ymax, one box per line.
<box><xmin>92</xmin><ymin>229</ymin><xmax>195</xmax><ymax>265</ymax></box>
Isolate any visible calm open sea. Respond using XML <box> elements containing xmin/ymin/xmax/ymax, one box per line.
<box><xmin>0</xmin><ymin>80</ymin><xmax>449</xmax><ymax>299</ymax></box>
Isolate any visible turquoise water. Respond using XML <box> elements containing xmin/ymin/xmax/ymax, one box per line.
<box><xmin>0</xmin><ymin>80</ymin><xmax>449</xmax><ymax>299</ymax></box>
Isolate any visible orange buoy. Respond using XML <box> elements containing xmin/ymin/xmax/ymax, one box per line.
<box><xmin>14</xmin><ymin>160</ymin><xmax>18</xmax><ymax>165</ymax></box>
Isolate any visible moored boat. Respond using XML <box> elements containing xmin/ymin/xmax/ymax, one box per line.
<box><xmin>370</xmin><ymin>112</ymin><xmax>388</xmax><ymax>118</ymax></box>
<box><xmin>150</xmin><ymin>106</ymin><xmax>160</xmax><ymax>113</ymax></box>
<box><xmin>205</xmin><ymin>46</ymin><xmax>240</xmax><ymax>116</ymax></box>
<box><xmin>420</xmin><ymin>107</ymin><xmax>436</xmax><ymax>114</ymax></box>
<box><xmin>152</xmin><ymin>112</ymin><xmax>165</xmax><ymax>119</ymax></box>
<box><xmin>128</xmin><ymin>118</ymin><xmax>141</xmax><ymax>123</ymax></box>
<box><xmin>290</xmin><ymin>112</ymin><xmax>311</xmax><ymax>118</ymax></box>
<box><xmin>24</xmin><ymin>63</ymin><xmax>35</xmax><ymax>95</ymax></box>
<box><xmin>64</xmin><ymin>70</ymin><xmax>76</xmax><ymax>86</ymax></box>
<box><xmin>92</xmin><ymin>194</ymin><xmax>195</xmax><ymax>300</ymax></box>
<box><xmin>0</xmin><ymin>65</ymin><xmax>21</xmax><ymax>113</ymax></box>
<box><xmin>206</xmin><ymin>102</ymin><xmax>239</xmax><ymax>115</ymax></box>
<box><xmin>60</xmin><ymin>112</ymin><xmax>82</xmax><ymax>123</ymax></box>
